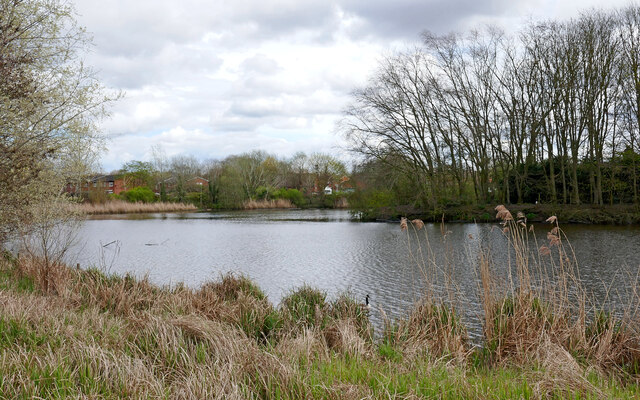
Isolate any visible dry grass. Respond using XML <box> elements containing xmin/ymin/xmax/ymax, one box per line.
<box><xmin>2</xmin><ymin>206</ymin><xmax>640</xmax><ymax>398</ymax></box>
<box><xmin>478</xmin><ymin>205</ymin><xmax>640</xmax><ymax>377</ymax></box>
<box><xmin>243</xmin><ymin>198</ymin><xmax>295</xmax><ymax>209</ymax></box>
<box><xmin>0</xmin><ymin>255</ymin><xmax>379</xmax><ymax>398</ymax></box>
<box><xmin>394</xmin><ymin>207</ymin><xmax>640</xmax><ymax>396</ymax></box>
<box><xmin>76</xmin><ymin>200</ymin><xmax>197</xmax><ymax>214</ymax></box>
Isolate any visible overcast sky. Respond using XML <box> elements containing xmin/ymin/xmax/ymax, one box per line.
<box><xmin>73</xmin><ymin>0</ymin><xmax>634</xmax><ymax>171</ymax></box>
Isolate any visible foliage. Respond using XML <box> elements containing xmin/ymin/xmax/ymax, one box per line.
<box><xmin>122</xmin><ymin>187</ymin><xmax>155</xmax><ymax>204</ymax></box>
<box><xmin>185</xmin><ymin>191</ymin><xmax>205</xmax><ymax>207</ymax></box>
<box><xmin>88</xmin><ymin>190</ymin><xmax>109</xmax><ymax>205</ymax></box>
<box><xmin>272</xmin><ymin>188</ymin><xmax>305</xmax><ymax>207</ymax></box>
<box><xmin>121</xmin><ymin>161</ymin><xmax>154</xmax><ymax>189</ymax></box>
<box><xmin>0</xmin><ymin>0</ymin><xmax>117</xmax><ymax>243</ymax></box>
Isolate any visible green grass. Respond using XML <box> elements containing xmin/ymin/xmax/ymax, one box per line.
<box><xmin>0</xmin><ymin>317</ymin><xmax>48</xmax><ymax>350</ymax></box>
<box><xmin>0</xmin><ymin>268</ymin><xmax>34</xmax><ymax>293</ymax></box>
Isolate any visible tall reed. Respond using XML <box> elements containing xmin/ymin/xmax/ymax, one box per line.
<box><xmin>242</xmin><ymin>199</ymin><xmax>295</xmax><ymax>210</ymax></box>
<box><xmin>76</xmin><ymin>200</ymin><xmax>197</xmax><ymax>214</ymax></box>
<box><xmin>398</xmin><ymin>206</ymin><xmax>640</xmax><ymax>380</ymax></box>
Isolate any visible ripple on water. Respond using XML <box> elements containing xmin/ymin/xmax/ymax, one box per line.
<box><xmin>74</xmin><ymin>210</ymin><xmax>640</xmax><ymax>339</ymax></box>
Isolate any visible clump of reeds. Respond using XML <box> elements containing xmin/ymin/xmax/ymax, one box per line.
<box><xmin>280</xmin><ymin>285</ymin><xmax>328</xmax><ymax>329</ymax></box>
<box><xmin>477</xmin><ymin>207</ymin><xmax>570</xmax><ymax>363</ymax></box>
<box><xmin>395</xmin><ymin>206</ymin><xmax>640</xmax><ymax>395</ymax></box>
<box><xmin>14</xmin><ymin>255</ymin><xmax>71</xmax><ymax>296</ymax></box>
<box><xmin>76</xmin><ymin>200</ymin><xmax>198</xmax><ymax>214</ymax></box>
<box><xmin>483</xmin><ymin>205</ymin><xmax>640</xmax><ymax>377</ymax></box>
<box><xmin>277</xmin><ymin>287</ymin><xmax>373</xmax><ymax>358</ymax></box>
<box><xmin>191</xmin><ymin>274</ymin><xmax>279</xmax><ymax>343</ymax></box>
<box><xmin>383</xmin><ymin>299</ymin><xmax>468</xmax><ymax>363</ymax></box>
<box><xmin>392</xmin><ymin>217</ymin><xmax>468</xmax><ymax>362</ymax></box>
<box><xmin>242</xmin><ymin>198</ymin><xmax>295</xmax><ymax>210</ymax></box>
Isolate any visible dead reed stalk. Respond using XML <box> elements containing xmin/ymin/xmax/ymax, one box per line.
<box><xmin>76</xmin><ymin>200</ymin><xmax>197</xmax><ymax>215</ymax></box>
<box><xmin>242</xmin><ymin>198</ymin><xmax>295</xmax><ymax>210</ymax></box>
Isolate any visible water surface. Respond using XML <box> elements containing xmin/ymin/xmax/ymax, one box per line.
<box><xmin>72</xmin><ymin>209</ymin><xmax>640</xmax><ymax>338</ymax></box>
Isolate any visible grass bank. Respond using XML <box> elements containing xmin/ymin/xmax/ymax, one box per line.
<box><xmin>77</xmin><ymin>200</ymin><xmax>198</xmax><ymax>215</ymax></box>
<box><xmin>358</xmin><ymin>203</ymin><xmax>640</xmax><ymax>225</ymax></box>
<box><xmin>2</xmin><ymin>208</ymin><xmax>640</xmax><ymax>398</ymax></box>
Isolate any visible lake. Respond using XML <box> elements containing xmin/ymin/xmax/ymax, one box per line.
<box><xmin>72</xmin><ymin>209</ymin><xmax>640</xmax><ymax>338</ymax></box>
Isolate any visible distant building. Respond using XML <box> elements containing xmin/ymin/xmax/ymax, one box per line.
<box><xmin>64</xmin><ymin>174</ymin><xmax>125</xmax><ymax>196</ymax></box>
<box><xmin>188</xmin><ymin>177</ymin><xmax>209</xmax><ymax>187</ymax></box>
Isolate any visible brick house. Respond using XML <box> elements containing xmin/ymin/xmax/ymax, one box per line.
<box><xmin>187</xmin><ymin>177</ymin><xmax>209</xmax><ymax>189</ymax></box>
<box><xmin>64</xmin><ymin>174</ymin><xmax>126</xmax><ymax>196</ymax></box>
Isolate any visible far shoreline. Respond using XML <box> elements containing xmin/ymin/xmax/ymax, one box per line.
<box><xmin>78</xmin><ymin>203</ymin><xmax>640</xmax><ymax>226</ymax></box>
<box><xmin>354</xmin><ymin>203</ymin><xmax>640</xmax><ymax>225</ymax></box>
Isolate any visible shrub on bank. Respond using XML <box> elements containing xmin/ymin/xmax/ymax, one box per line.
<box><xmin>121</xmin><ymin>186</ymin><xmax>155</xmax><ymax>203</ymax></box>
<box><xmin>272</xmin><ymin>188</ymin><xmax>305</xmax><ymax>207</ymax></box>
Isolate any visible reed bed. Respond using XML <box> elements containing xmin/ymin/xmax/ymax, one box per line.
<box><xmin>76</xmin><ymin>200</ymin><xmax>198</xmax><ymax>214</ymax></box>
<box><xmin>243</xmin><ymin>198</ymin><xmax>294</xmax><ymax>210</ymax></box>
<box><xmin>1</xmin><ymin>207</ymin><xmax>640</xmax><ymax>398</ymax></box>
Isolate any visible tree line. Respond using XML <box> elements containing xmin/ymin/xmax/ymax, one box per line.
<box><xmin>343</xmin><ymin>4</ymin><xmax>640</xmax><ymax>207</ymax></box>
<box><xmin>101</xmin><ymin>149</ymin><xmax>350</xmax><ymax>209</ymax></box>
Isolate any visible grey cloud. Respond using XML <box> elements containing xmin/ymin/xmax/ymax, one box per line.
<box><xmin>76</xmin><ymin>0</ymin><xmax>340</xmax><ymax>57</ymax></box>
<box><xmin>227</xmin><ymin>100</ymin><xmax>282</xmax><ymax>119</ymax></box>
<box><xmin>240</xmin><ymin>54</ymin><xmax>282</xmax><ymax>75</ymax></box>
<box><xmin>86</xmin><ymin>43</ymin><xmax>223</xmax><ymax>90</ymax></box>
<box><xmin>75</xmin><ymin>0</ymin><xmax>554</xmax><ymax>171</ymax></box>
<box><xmin>339</xmin><ymin>0</ymin><xmax>524</xmax><ymax>38</ymax></box>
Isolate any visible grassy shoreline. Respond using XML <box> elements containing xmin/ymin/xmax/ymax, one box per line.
<box><xmin>357</xmin><ymin>203</ymin><xmax>640</xmax><ymax>225</ymax></box>
<box><xmin>78</xmin><ymin>199</ymin><xmax>640</xmax><ymax>225</ymax></box>
<box><xmin>2</xmin><ymin>207</ymin><xmax>640</xmax><ymax>399</ymax></box>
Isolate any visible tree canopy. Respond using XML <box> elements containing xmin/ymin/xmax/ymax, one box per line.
<box><xmin>343</xmin><ymin>5</ymin><xmax>640</xmax><ymax>207</ymax></box>
<box><xmin>0</xmin><ymin>0</ymin><xmax>117</xmax><ymax>242</ymax></box>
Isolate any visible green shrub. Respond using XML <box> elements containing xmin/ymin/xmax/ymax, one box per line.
<box><xmin>107</xmin><ymin>193</ymin><xmax>122</xmax><ymax>201</ymax></box>
<box><xmin>122</xmin><ymin>186</ymin><xmax>155</xmax><ymax>203</ymax></box>
<box><xmin>348</xmin><ymin>189</ymin><xmax>396</xmax><ymax>219</ymax></box>
<box><xmin>273</xmin><ymin>188</ymin><xmax>305</xmax><ymax>207</ymax></box>
<box><xmin>88</xmin><ymin>190</ymin><xmax>108</xmax><ymax>204</ymax></box>
<box><xmin>186</xmin><ymin>191</ymin><xmax>206</xmax><ymax>207</ymax></box>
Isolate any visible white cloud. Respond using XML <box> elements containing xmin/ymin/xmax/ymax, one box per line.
<box><xmin>73</xmin><ymin>0</ymin><xmax>635</xmax><ymax>171</ymax></box>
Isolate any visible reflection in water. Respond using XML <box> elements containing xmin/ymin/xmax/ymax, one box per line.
<box><xmin>73</xmin><ymin>210</ymin><xmax>640</xmax><ymax>338</ymax></box>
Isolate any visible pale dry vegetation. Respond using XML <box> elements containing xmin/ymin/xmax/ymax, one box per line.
<box><xmin>243</xmin><ymin>198</ymin><xmax>295</xmax><ymax>210</ymax></box>
<box><xmin>76</xmin><ymin>200</ymin><xmax>198</xmax><ymax>215</ymax></box>
<box><xmin>1</xmin><ymin>207</ymin><xmax>640</xmax><ymax>398</ymax></box>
